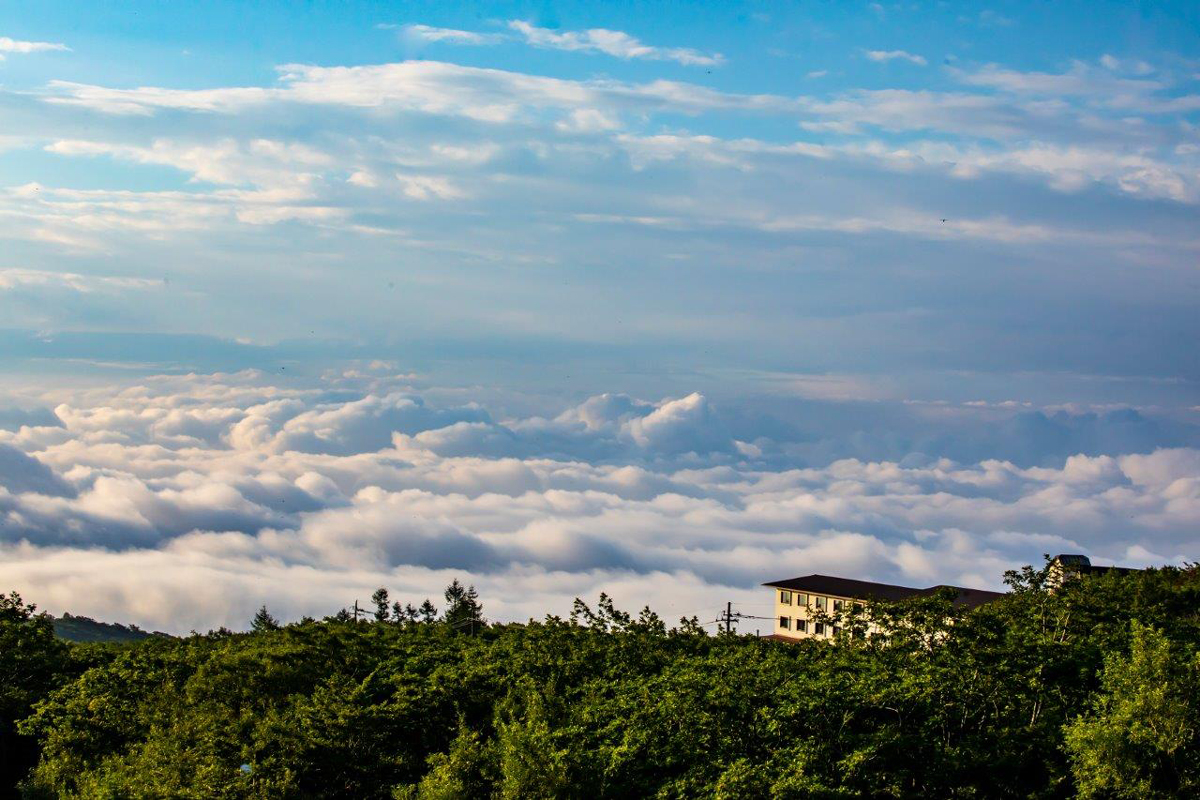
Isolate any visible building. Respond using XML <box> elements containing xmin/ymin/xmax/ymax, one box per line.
<box><xmin>763</xmin><ymin>574</ymin><xmax>1005</xmax><ymax>641</ymax></box>
<box><xmin>1046</xmin><ymin>554</ymin><xmax>1142</xmax><ymax>588</ymax></box>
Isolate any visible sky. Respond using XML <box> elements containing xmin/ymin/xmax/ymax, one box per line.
<box><xmin>0</xmin><ymin>1</ymin><xmax>1198</xmax><ymax>632</ymax></box>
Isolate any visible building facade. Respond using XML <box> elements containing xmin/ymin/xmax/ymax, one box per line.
<box><xmin>1046</xmin><ymin>554</ymin><xmax>1140</xmax><ymax>588</ymax></box>
<box><xmin>764</xmin><ymin>574</ymin><xmax>1005</xmax><ymax>641</ymax></box>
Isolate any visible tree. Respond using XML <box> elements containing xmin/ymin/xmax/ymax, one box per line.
<box><xmin>1065</xmin><ymin>622</ymin><xmax>1200</xmax><ymax>798</ymax></box>
<box><xmin>393</xmin><ymin>602</ymin><xmax>419</xmax><ymax>625</ymax></box>
<box><xmin>0</xmin><ymin>591</ymin><xmax>70</xmax><ymax>794</ymax></box>
<box><xmin>443</xmin><ymin>580</ymin><xmax>484</xmax><ymax>633</ymax></box>
<box><xmin>16</xmin><ymin>567</ymin><xmax>1200</xmax><ymax>799</ymax></box>
<box><xmin>251</xmin><ymin>605</ymin><xmax>280</xmax><ymax>632</ymax></box>
<box><xmin>371</xmin><ymin>588</ymin><xmax>390</xmax><ymax>623</ymax></box>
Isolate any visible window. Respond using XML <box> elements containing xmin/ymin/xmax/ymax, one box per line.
<box><xmin>831</xmin><ymin>625</ymin><xmax>841</xmax><ymax>637</ymax></box>
<box><xmin>796</xmin><ymin>593</ymin><xmax>808</xmax><ymax>606</ymax></box>
<box><xmin>833</xmin><ymin>599</ymin><xmax>844</xmax><ymax>612</ymax></box>
<box><xmin>814</xmin><ymin>596</ymin><xmax>827</xmax><ymax>611</ymax></box>
<box><xmin>814</xmin><ymin>622</ymin><xmax>825</xmax><ymax>635</ymax></box>
<box><xmin>795</xmin><ymin>619</ymin><xmax>807</xmax><ymax>633</ymax></box>
<box><xmin>778</xmin><ymin>616</ymin><xmax>791</xmax><ymax>630</ymax></box>
<box><xmin>780</xmin><ymin>590</ymin><xmax>792</xmax><ymax>605</ymax></box>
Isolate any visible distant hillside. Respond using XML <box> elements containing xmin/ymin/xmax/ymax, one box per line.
<box><xmin>50</xmin><ymin>612</ymin><xmax>169</xmax><ymax>643</ymax></box>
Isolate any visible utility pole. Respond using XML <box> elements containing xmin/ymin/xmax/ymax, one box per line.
<box><xmin>721</xmin><ymin>601</ymin><xmax>735</xmax><ymax>634</ymax></box>
<box><xmin>352</xmin><ymin>600</ymin><xmax>363</xmax><ymax>622</ymax></box>
<box><xmin>719</xmin><ymin>603</ymin><xmax>772</xmax><ymax>636</ymax></box>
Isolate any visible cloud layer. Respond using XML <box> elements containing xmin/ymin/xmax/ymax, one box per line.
<box><xmin>2</xmin><ymin>31</ymin><xmax>1197</xmax><ymax>389</ymax></box>
<box><xmin>1</xmin><ymin>368</ymin><xmax>1196</xmax><ymax>633</ymax></box>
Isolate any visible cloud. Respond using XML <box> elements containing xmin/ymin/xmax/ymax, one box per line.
<box><xmin>6</xmin><ymin>47</ymin><xmax>1198</xmax><ymax>388</ymax></box>
<box><xmin>393</xmin><ymin>24</ymin><xmax>501</xmax><ymax>46</ymax></box>
<box><xmin>0</xmin><ymin>370</ymin><xmax>1195</xmax><ymax>632</ymax></box>
<box><xmin>623</xmin><ymin>393</ymin><xmax>733</xmax><ymax>454</ymax></box>
<box><xmin>865</xmin><ymin>50</ymin><xmax>927</xmax><ymax>66</ymax></box>
<box><xmin>0</xmin><ymin>443</ymin><xmax>74</xmax><ymax>496</ymax></box>
<box><xmin>508</xmin><ymin>21</ymin><xmax>723</xmax><ymax>66</ymax></box>
<box><xmin>0</xmin><ymin>268</ymin><xmax>162</xmax><ymax>294</ymax></box>
<box><xmin>957</xmin><ymin>61</ymin><xmax>1161</xmax><ymax>98</ymax></box>
<box><xmin>0</xmin><ymin>36</ymin><xmax>69</xmax><ymax>59</ymax></box>
<box><xmin>45</xmin><ymin>60</ymin><xmax>763</xmax><ymax>119</ymax></box>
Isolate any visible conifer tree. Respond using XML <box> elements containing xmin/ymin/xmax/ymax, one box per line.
<box><xmin>443</xmin><ymin>579</ymin><xmax>484</xmax><ymax>633</ymax></box>
<box><xmin>251</xmin><ymin>605</ymin><xmax>280</xmax><ymax>632</ymax></box>
<box><xmin>371</xmin><ymin>587</ymin><xmax>390</xmax><ymax>623</ymax></box>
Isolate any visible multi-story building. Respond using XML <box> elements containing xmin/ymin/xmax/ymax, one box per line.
<box><xmin>763</xmin><ymin>574</ymin><xmax>1005</xmax><ymax>641</ymax></box>
<box><xmin>767</xmin><ymin>553</ymin><xmax>1145</xmax><ymax>641</ymax></box>
<box><xmin>1046</xmin><ymin>554</ymin><xmax>1141</xmax><ymax>588</ymax></box>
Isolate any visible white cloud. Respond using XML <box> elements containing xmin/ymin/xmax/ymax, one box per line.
<box><xmin>395</xmin><ymin>173</ymin><xmax>466</xmax><ymax>201</ymax></box>
<box><xmin>865</xmin><ymin>50</ymin><xmax>927</xmax><ymax>66</ymax></box>
<box><xmin>396</xmin><ymin>24</ymin><xmax>500</xmax><ymax>45</ymax></box>
<box><xmin>0</xmin><ymin>370</ymin><xmax>1196</xmax><ymax>633</ymax></box>
<box><xmin>955</xmin><ymin>61</ymin><xmax>1163</xmax><ymax>100</ymax></box>
<box><xmin>508</xmin><ymin>20</ymin><xmax>723</xmax><ymax>67</ymax></box>
<box><xmin>0</xmin><ymin>268</ymin><xmax>162</xmax><ymax>293</ymax></box>
<box><xmin>46</xmin><ymin>61</ymin><xmax>772</xmax><ymax>119</ymax></box>
<box><xmin>0</xmin><ymin>36</ymin><xmax>69</xmax><ymax>58</ymax></box>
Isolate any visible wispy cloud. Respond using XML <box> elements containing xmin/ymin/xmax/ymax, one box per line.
<box><xmin>0</xmin><ymin>268</ymin><xmax>161</xmax><ymax>293</ymax></box>
<box><xmin>381</xmin><ymin>23</ymin><xmax>502</xmax><ymax>46</ymax></box>
<box><xmin>45</xmin><ymin>61</ymin><xmax>775</xmax><ymax>119</ymax></box>
<box><xmin>0</xmin><ymin>36</ymin><xmax>70</xmax><ymax>59</ymax></box>
<box><xmin>508</xmin><ymin>20</ymin><xmax>723</xmax><ymax>66</ymax></box>
<box><xmin>865</xmin><ymin>49</ymin><xmax>927</xmax><ymax>66</ymax></box>
<box><xmin>958</xmin><ymin>60</ymin><xmax>1162</xmax><ymax>97</ymax></box>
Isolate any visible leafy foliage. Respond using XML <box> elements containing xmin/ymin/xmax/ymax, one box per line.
<box><xmin>0</xmin><ymin>593</ymin><xmax>84</xmax><ymax>798</ymax></box>
<box><xmin>5</xmin><ymin>566</ymin><xmax>1200</xmax><ymax>798</ymax></box>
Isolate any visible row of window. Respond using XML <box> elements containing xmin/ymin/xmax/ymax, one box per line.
<box><xmin>777</xmin><ymin>616</ymin><xmax>840</xmax><ymax>636</ymax></box>
<box><xmin>779</xmin><ymin>590</ymin><xmax>853</xmax><ymax>612</ymax></box>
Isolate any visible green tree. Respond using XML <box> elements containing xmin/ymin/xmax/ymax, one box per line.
<box><xmin>15</xmin><ymin>567</ymin><xmax>1200</xmax><ymax>799</ymax></box>
<box><xmin>495</xmin><ymin>686</ymin><xmax>576</xmax><ymax>799</ymax></box>
<box><xmin>0</xmin><ymin>591</ymin><xmax>70</xmax><ymax>795</ymax></box>
<box><xmin>251</xmin><ymin>605</ymin><xmax>280</xmax><ymax>632</ymax></box>
<box><xmin>1066</xmin><ymin>621</ymin><xmax>1200</xmax><ymax>798</ymax></box>
<box><xmin>372</xmin><ymin>588</ymin><xmax>391</xmax><ymax>623</ymax></box>
<box><xmin>398</xmin><ymin>725</ymin><xmax>496</xmax><ymax>799</ymax></box>
<box><xmin>443</xmin><ymin>580</ymin><xmax>484</xmax><ymax>634</ymax></box>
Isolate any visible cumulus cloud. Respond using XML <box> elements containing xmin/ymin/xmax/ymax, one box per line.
<box><xmin>0</xmin><ymin>370</ymin><xmax>1196</xmax><ymax>633</ymax></box>
<box><xmin>0</xmin><ymin>443</ymin><xmax>74</xmax><ymax>496</ymax></box>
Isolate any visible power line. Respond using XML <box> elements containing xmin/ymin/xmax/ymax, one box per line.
<box><xmin>717</xmin><ymin>602</ymin><xmax>775</xmax><ymax>634</ymax></box>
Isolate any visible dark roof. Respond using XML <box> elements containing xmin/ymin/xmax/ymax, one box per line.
<box><xmin>763</xmin><ymin>574</ymin><xmax>1005</xmax><ymax>609</ymax></box>
<box><xmin>1053</xmin><ymin>554</ymin><xmax>1142</xmax><ymax>577</ymax></box>
<box><xmin>1072</xmin><ymin>564</ymin><xmax>1141</xmax><ymax>577</ymax></box>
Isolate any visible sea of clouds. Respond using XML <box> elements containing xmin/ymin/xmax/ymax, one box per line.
<box><xmin>1</xmin><ymin>366</ymin><xmax>1198</xmax><ymax>633</ymax></box>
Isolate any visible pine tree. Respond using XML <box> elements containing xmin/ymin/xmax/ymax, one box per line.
<box><xmin>443</xmin><ymin>579</ymin><xmax>484</xmax><ymax>633</ymax></box>
<box><xmin>371</xmin><ymin>588</ymin><xmax>390</xmax><ymax>623</ymax></box>
<box><xmin>419</xmin><ymin>599</ymin><xmax>438</xmax><ymax>624</ymax></box>
<box><xmin>251</xmin><ymin>606</ymin><xmax>280</xmax><ymax>632</ymax></box>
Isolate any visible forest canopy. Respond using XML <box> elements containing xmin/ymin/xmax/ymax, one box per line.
<box><xmin>4</xmin><ymin>562</ymin><xmax>1200</xmax><ymax>799</ymax></box>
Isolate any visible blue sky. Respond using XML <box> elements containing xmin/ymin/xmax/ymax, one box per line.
<box><xmin>2</xmin><ymin>0</ymin><xmax>1198</xmax><ymax>397</ymax></box>
<box><xmin>1</xmin><ymin>2</ymin><xmax>1199</xmax><ymax>628</ymax></box>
